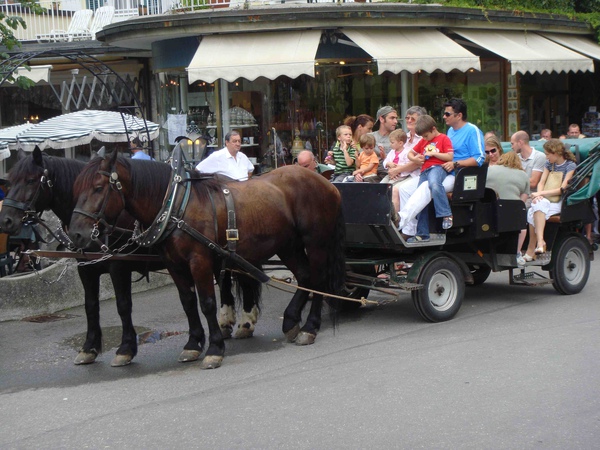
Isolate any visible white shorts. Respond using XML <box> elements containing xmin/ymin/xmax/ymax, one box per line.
<box><xmin>527</xmin><ymin>198</ymin><xmax>562</xmax><ymax>224</ymax></box>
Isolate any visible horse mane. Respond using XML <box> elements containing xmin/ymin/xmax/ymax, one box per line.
<box><xmin>9</xmin><ymin>153</ymin><xmax>85</xmax><ymax>196</ymax></box>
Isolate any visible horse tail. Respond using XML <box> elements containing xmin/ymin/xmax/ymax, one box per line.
<box><xmin>326</xmin><ymin>203</ymin><xmax>346</xmax><ymax>327</ymax></box>
<box><xmin>235</xmin><ymin>266</ymin><xmax>263</xmax><ymax>313</ymax></box>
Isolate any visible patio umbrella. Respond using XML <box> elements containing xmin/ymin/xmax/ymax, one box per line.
<box><xmin>0</xmin><ymin>141</ymin><xmax>9</xmax><ymax>161</ymax></box>
<box><xmin>16</xmin><ymin>110</ymin><xmax>160</xmax><ymax>152</ymax></box>
<box><xmin>0</xmin><ymin>122</ymin><xmax>37</xmax><ymax>161</ymax></box>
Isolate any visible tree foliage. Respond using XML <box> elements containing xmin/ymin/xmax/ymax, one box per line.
<box><xmin>406</xmin><ymin>0</ymin><xmax>600</xmax><ymax>42</ymax></box>
<box><xmin>0</xmin><ymin>0</ymin><xmax>43</xmax><ymax>88</ymax></box>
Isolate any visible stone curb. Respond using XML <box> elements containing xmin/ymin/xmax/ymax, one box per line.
<box><xmin>0</xmin><ymin>259</ymin><xmax>173</xmax><ymax>322</ymax></box>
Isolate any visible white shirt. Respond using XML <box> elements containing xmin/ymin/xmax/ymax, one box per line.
<box><xmin>195</xmin><ymin>147</ymin><xmax>254</xmax><ymax>181</ymax></box>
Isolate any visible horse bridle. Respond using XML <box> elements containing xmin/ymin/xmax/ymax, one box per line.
<box><xmin>2</xmin><ymin>168</ymin><xmax>52</xmax><ymax>223</ymax></box>
<box><xmin>72</xmin><ymin>167</ymin><xmax>126</xmax><ymax>250</ymax></box>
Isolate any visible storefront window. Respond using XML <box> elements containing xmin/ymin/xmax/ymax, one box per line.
<box><xmin>418</xmin><ymin>60</ymin><xmax>502</xmax><ymax>137</ymax></box>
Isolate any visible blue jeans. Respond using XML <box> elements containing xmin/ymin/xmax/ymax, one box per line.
<box><xmin>416</xmin><ymin>165</ymin><xmax>452</xmax><ymax>238</ymax></box>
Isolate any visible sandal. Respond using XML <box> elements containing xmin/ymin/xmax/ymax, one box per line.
<box><xmin>407</xmin><ymin>235</ymin><xmax>430</xmax><ymax>243</ymax></box>
<box><xmin>534</xmin><ymin>245</ymin><xmax>546</xmax><ymax>255</ymax></box>
<box><xmin>442</xmin><ymin>216</ymin><xmax>453</xmax><ymax>230</ymax></box>
<box><xmin>522</xmin><ymin>253</ymin><xmax>534</xmax><ymax>262</ymax></box>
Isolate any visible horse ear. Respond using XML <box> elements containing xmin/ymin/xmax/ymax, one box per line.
<box><xmin>96</xmin><ymin>146</ymin><xmax>106</xmax><ymax>159</ymax></box>
<box><xmin>32</xmin><ymin>147</ymin><xmax>43</xmax><ymax>167</ymax></box>
<box><xmin>109</xmin><ymin>148</ymin><xmax>119</xmax><ymax>166</ymax></box>
<box><xmin>17</xmin><ymin>148</ymin><xmax>28</xmax><ymax>161</ymax></box>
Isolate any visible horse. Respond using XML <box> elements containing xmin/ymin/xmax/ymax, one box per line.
<box><xmin>0</xmin><ymin>148</ymin><xmax>256</xmax><ymax>367</ymax></box>
<box><xmin>68</xmin><ymin>149</ymin><xmax>346</xmax><ymax>369</ymax></box>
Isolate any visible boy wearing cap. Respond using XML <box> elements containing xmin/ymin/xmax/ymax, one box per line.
<box><xmin>369</xmin><ymin>106</ymin><xmax>398</xmax><ymax>179</ymax></box>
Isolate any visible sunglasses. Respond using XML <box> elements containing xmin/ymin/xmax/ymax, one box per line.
<box><xmin>443</xmin><ymin>112</ymin><xmax>456</xmax><ymax>117</ymax></box>
<box><xmin>485</xmin><ymin>149</ymin><xmax>497</xmax><ymax>155</ymax></box>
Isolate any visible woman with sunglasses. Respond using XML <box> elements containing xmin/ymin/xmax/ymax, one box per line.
<box><xmin>484</xmin><ymin>135</ymin><xmax>504</xmax><ymax>166</ymax></box>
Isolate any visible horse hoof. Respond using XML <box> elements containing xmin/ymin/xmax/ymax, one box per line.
<box><xmin>234</xmin><ymin>325</ymin><xmax>254</xmax><ymax>339</ymax></box>
<box><xmin>200</xmin><ymin>355</ymin><xmax>223</xmax><ymax>370</ymax></box>
<box><xmin>178</xmin><ymin>349</ymin><xmax>201</xmax><ymax>363</ymax></box>
<box><xmin>110</xmin><ymin>354</ymin><xmax>133</xmax><ymax>367</ymax></box>
<box><xmin>285</xmin><ymin>324</ymin><xmax>301</xmax><ymax>342</ymax></box>
<box><xmin>295</xmin><ymin>331</ymin><xmax>316</xmax><ymax>346</ymax></box>
<box><xmin>220</xmin><ymin>325</ymin><xmax>233</xmax><ymax>340</ymax></box>
<box><xmin>74</xmin><ymin>351</ymin><xmax>98</xmax><ymax>365</ymax></box>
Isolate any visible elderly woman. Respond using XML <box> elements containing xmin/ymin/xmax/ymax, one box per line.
<box><xmin>484</xmin><ymin>135</ymin><xmax>504</xmax><ymax>166</ymax></box>
<box><xmin>523</xmin><ymin>139</ymin><xmax>577</xmax><ymax>261</ymax></box>
<box><xmin>388</xmin><ymin>105</ymin><xmax>427</xmax><ymax>214</ymax></box>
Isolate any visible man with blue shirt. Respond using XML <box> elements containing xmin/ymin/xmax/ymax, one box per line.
<box><xmin>130</xmin><ymin>139</ymin><xmax>153</xmax><ymax>160</ymax></box>
<box><xmin>398</xmin><ymin>98</ymin><xmax>485</xmax><ymax>236</ymax></box>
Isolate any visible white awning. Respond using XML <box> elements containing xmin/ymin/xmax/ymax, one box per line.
<box><xmin>540</xmin><ymin>33</ymin><xmax>600</xmax><ymax>61</ymax></box>
<box><xmin>343</xmin><ymin>29</ymin><xmax>480</xmax><ymax>74</ymax></box>
<box><xmin>452</xmin><ymin>29</ymin><xmax>594</xmax><ymax>75</ymax></box>
<box><xmin>187</xmin><ymin>30</ymin><xmax>322</xmax><ymax>84</ymax></box>
<box><xmin>10</xmin><ymin>65</ymin><xmax>53</xmax><ymax>84</ymax></box>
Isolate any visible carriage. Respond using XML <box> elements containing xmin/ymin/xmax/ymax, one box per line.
<box><xmin>1</xmin><ymin>137</ymin><xmax>598</xmax><ymax>370</ymax></box>
<box><xmin>337</xmin><ymin>137</ymin><xmax>600</xmax><ymax>322</ymax></box>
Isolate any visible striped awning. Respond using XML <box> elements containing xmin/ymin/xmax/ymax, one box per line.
<box><xmin>343</xmin><ymin>29</ymin><xmax>481</xmax><ymax>74</ymax></box>
<box><xmin>188</xmin><ymin>30</ymin><xmax>322</xmax><ymax>83</ymax></box>
<box><xmin>452</xmin><ymin>29</ymin><xmax>594</xmax><ymax>75</ymax></box>
<box><xmin>16</xmin><ymin>110</ymin><xmax>160</xmax><ymax>152</ymax></box>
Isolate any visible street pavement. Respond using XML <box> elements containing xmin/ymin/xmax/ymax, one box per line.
<box><xmin>0</xmin><ymin>262</ymin><xmax>599</xmax><ymax>449</ymax></box>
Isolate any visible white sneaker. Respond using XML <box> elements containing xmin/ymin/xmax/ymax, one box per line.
<box><xmin>516</xmin><ymin>254</ymin><xmax>526</xmax><ymax>267</ymax></box>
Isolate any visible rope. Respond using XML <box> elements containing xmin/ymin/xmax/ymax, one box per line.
<box><xmin>267</xmin><ymin>276</ymin><xmax>379</xmax><ymax>306</ymax></box>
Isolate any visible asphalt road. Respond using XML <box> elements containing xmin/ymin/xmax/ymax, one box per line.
<box><xmin>1</xmin><ymin>262</ymin><xmax>599</xmax><ymax>449</ymax></box>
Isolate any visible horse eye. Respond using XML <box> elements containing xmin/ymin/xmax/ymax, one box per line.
<box><xmin>94</xmin><ymin>186</ymin><xmax>104</xmax><ymax>193</ymax></box>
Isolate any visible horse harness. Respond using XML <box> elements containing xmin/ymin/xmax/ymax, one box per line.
<box><xmin>91</xmin><ymin>148</ymin><xmax>268</xmax><ymax>283</ymax></box>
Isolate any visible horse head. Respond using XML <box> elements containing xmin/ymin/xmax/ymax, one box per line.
<box><xmin>0</xmin><ymin>147</ymin><xmax>54</xmax><ymax>234</ymax></box>
<box><xmin>68</xmin><ymin>149</ymin><xmax>131</xmax><ymax>249</ymax></box>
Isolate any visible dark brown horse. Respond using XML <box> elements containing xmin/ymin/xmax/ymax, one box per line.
<box><xmin>68</xmin><ymin>150</ymin><xmax>346</xmax><ymax>369</ymax></box>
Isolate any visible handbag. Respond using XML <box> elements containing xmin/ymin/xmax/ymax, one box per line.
<box><xmin>544</xmin><ymin>164</ymin><xmax>563</xmax><ymax>202</ymax></box>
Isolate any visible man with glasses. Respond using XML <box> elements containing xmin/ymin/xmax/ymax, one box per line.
<box><xmin>196</xmin><ymin>130</ymin><xmax>254</xmax><ymax>181</ymax></box>
<box><xmin>398</xmin><ymin>98</ymin><xmax>485</xmax><ymax>237</ymax></box>
<box><xmin>297</xmin><ymin>150</ymin><xmax>330</xmax><ymax>174</ymax></box>
<box><xmin>369</xmin><ymin>106</ymin><xmax>398</xmax><ymax>178</ymax></box>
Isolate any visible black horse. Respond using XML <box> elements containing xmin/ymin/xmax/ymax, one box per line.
<box><xmin>0</xmin><ymin>148</ymin><xmax>261</xmax><ymax>366</ymax></box>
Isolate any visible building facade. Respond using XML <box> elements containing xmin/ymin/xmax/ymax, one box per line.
<box><xmin>2</xmin><ymin>2</ymin><xmax>600</xmax><ymax>174</ymax></box>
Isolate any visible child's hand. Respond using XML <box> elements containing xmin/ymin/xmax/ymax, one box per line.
<box><xmin>377</xmin><ymin>144</ymin><xmax>385</xmax><ymax>160</ymax></box>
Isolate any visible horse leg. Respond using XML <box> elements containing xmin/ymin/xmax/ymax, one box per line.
<box><xmin>192</xmin><ymin>267</ymin><xmax>226</xmax><ymax>369</ymax></box>
<box><xmin>278</xmin><ymin>244</ymin><xmax>313</xmax><ymax>343</ymax></box>
<box><xmin>296</xmin><ymin>245</ymin><xmax>334</xmax><ymax>345</ymax></box>
<box><xmin>216</xmin><ymin>269</ymin><xmax>236</xmax><ymax>339</ymax></box>
<box><xmin>234</xmin><ymin>273</ymin><xmax>261</xmax><ymax>339</ymax></box>
<box><xmin>281</xmin><ymin>241</ymin><xmax>333</xmax><ymax>345</ymax></box>
<box><xmin>74</xmin><ymin>266</ymin><xmax>102</xmax><ymax>365</ymax></box>
<box><xmin>282</xmin><ymin>290</ymin><xmax>311</xmax><ymax>343</ymax></box>
<box><xmin>108</xmin><ymin>263</ymin><xmax>137</xmax><ymax>367</ymax></box>
<box><xmin>168</xmin><ymin>269</ymin><xmax>206</xmax><ymax>363</ymax></box>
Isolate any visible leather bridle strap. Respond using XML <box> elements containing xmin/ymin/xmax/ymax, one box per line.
<box><xmin>72</xmin><ymin>169</ymin><xmax>126</xmax><ymax>251</ymax></box>
<box><xmin>2</xmin><ymin>169</ymin><xmax>52</xmax><ymax>220</ymax></box>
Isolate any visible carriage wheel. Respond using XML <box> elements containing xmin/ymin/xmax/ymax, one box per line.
<box><xmin>468</xmin><ymin>264</ymin><xmax>492</xmax><ymax>286</ymax></box>
<box><xmin>411</xmin><ymin>256</ymin><xmax>464</xmax><ymax>322</ymax></box>
<box><xmin>551</xmin><ymin>236</ymin><xmax>590</xmax><ymax>295</ymax></box>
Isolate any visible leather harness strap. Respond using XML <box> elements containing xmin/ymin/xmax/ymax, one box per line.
<box><xmin>223</xmin><ymin>188</ymin><xmax>238</xmax><ymax>252</ymax></box>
